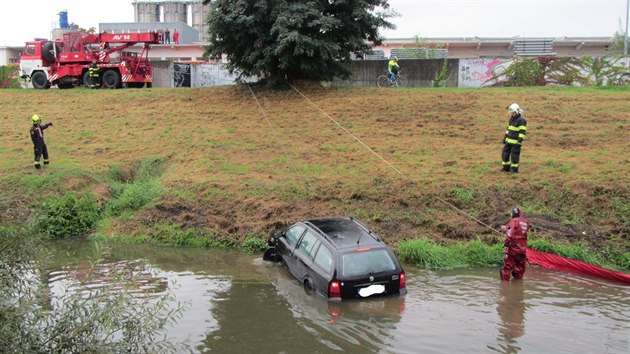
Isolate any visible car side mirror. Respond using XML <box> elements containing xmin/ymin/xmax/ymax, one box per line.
<box><xmin>274</xmin><ymin>231</ymin><xmax>284</xmax><ymax>239</ymax></box>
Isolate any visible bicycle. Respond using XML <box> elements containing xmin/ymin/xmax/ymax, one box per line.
<box><xmin>377</xmin><ymin>70</ymin><xmax>407</xmax><ymax>88</ymax></box>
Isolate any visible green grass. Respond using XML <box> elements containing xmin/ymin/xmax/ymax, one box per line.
<box><xmin>397</xmin><ymin>238</ymin><xmax>503</xmax><ymax>269</ymax></box>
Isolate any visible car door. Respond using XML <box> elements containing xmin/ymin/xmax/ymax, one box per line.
<box><xmin>293</xmin><ymin>230</ymin><xmax>320</xmax><ymax>282</ymax></box>
<box><xmin>310</xmin><ymin>243</ymin><xmax>334</xmax><ymax>296</ymax></box>
<box><xmin>277</xmin><ymin>224</ymin><xmax>306</xmax><ymax>276</ymax></box>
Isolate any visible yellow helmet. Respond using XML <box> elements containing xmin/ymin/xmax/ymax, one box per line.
<box><xmin>32</xmin><ymin>114</ymin><xmax>41</xmax><ymax>122</ymax></box>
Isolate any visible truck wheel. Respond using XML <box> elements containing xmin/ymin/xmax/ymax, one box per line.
<box><xmin>146</xmin><ymin>82</ymin><xmax>152</xmax><ymax>88</ymax></box>
<box><xmin>31</xmin><ymin>72</ymin><xmax>50</xmax><ymax>89</ymax></box>
<box><xmin>82</xmin><ymin>71</ymin><xmax>92</xmax><ymax>87</ymax></box>
<box><xmin>102</xmin><ymin>70</ymin><xmax>121</xmax><ymax>89</ymax></box>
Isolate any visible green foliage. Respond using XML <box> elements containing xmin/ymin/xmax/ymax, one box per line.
<box><xmin>37</xmin><ymin>192</ymin><xmax>100</xmax><ymax>239</ymax></box>
<box><xmin>397</xmin><ymin>238</ymin><xmax>503</xmax><ymax>269</ymax></box>
<box><xmin>149</xmin><ymin>224</ymin><xmax>233</xmax><ymax>248</ymax></box>
<box><xmin>242</xmin><ymin>234</ymin><xmax>268</xmax><ymax>253</ymax></box>
<box><xmin>432</xmin><ymin>58</ymin><xmax>451</xmax><ymax>87</ymax></box>
<box><xmin>107</xmin><ymin>180</ymin><xmax>161</xmax><ymax>216</ymax></box>
<box><xmin>487</xmin><ymin>56</ymin><xmax>588</xmax><ymax>87</ymax></box>
<box><xmin>204</xmin><ymin>0</ymin><xmax>396</xmax><ymax>86</ymax></box>
<box><xmin>452</xmin><ymin>186</ymin><xmax>474</xmax><ymax>205</ymax></box>
<box><xmin>582</xmin><ymin>56</ymin><xmax>630</xmax><ymax>86</ymax></box>
<box><xmin>0</xmin><ymin>228</ymin><xmax>187</xmax><ymax>353</ymax></box>
<box><xmin>0</xmin><ymin>64</ymin><xmax>22</xmax><ymax>89</ymax></box>
<box><xmin>610</xmin><ymin>31</ymin><xmax>627</xmax><ymax>55</ymax></box>
<box><xmin>106</xmin><ymin>158</ymin><xmax>164</xmax><ymax>216</ymax></box>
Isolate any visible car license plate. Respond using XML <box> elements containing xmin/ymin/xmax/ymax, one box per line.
<box><xmin>358</xmin><ymin>284</ymin><xmax>385</xmax><ymax>297</ymax></box>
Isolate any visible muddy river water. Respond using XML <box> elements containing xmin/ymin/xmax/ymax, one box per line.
<box><xmin>46</xmin><ymin>241</ymin><xmax>629</xmax><ymax>353</ymax></box>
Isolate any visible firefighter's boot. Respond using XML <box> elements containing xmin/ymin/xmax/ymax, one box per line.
<box><xmin>510</xmin><ymin>166</ymin><xmax>519</xmax><ymax>173</ymax></box>
<box><xmin>34</xmin><ymin>162</ymin><xmax>41</xmax><ymax>170</ymax></box>
<box><xmin>501</xmin><ymin>165</ymin><xmax>510</xmax><ymax>172</ymax></box>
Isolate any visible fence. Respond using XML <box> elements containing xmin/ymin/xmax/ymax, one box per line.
<box><xmin>150</xmin><ymin>57</ymin><xmax>630</xmax><ymax>88</ymax></box>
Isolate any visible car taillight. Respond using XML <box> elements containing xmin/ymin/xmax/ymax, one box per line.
<box><xmin>329</xmin><ymin>280</ymin><xmax>341</xmax><ymax>298</ymax></box>
<box><xmin>399</xmin><ymin>272</ymin><xmax>406</xmax><ymax>289</ymax></box>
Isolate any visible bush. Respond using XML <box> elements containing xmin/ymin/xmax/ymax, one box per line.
<box><xmin>106</xmin><ymin>180</ymin><xmax>161</xmax><ymax>216</ymax></box>
<box><xmin>242</xmin><ymin>235</ymin><xmax>268</xmax><ymax>253</ymax></box>
<box><xmin>0</xmin><ymin>228</ymin><xmax>187</xmax><ymax>353</ymax></box>
<box><xmin>0</xmin><ymin>64</ymin><xmax>22</xmax><ymax>89</ymax></box>
<box><xmin>106</xmin><ymin>158</ymin><xmax>164</xmax><ymax>216</ymax></box>
<box><xmin>37</xmin><ymin>192</ymin><xmax>100</xmax><ymax>238</ymax></box>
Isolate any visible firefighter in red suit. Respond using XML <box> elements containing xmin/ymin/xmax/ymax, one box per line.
<box><xmin>500</xmin><ymin>207</ymin><xmax>529</xmax><ymax>281</ymax></box>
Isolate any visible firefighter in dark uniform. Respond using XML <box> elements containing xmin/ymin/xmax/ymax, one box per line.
<box><xmin>501</xmin><ymin>103</ymin><xmax>527</xmax><ymax>173</ymax></box>
<box><xmin>88</xmin><ymin>61</ymin><xmax>100</xmax><ymax>88</ymax></box>
<box><xmin>29</xmin><ymin>114</ymin><xmax>53</xmax><ymax>169</ymax></box>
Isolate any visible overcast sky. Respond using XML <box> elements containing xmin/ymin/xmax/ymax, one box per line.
<box><xmin>1</xmin><ymin>0</ymin><xmax>627</xmax><ymax>46</ymax></box>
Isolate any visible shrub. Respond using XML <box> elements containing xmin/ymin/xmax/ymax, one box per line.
<box><xmin>106</xmin><ymin>180</ymin><xmax>161</xmax><ymax>216</ymax></box>
<box><xmin>0</xmin><ymin>64</ymin><xmax>22</xmax><ymax>89</ymax></box>
<box><xmin>37</xmin><ymin>192</ymin><xmax>100</xmax><ymax>238</ymax></box>
<box><xmin>242</xmin><ymin>235</ymin><xmax>268</xmax><ymax>253</ymax></box>
<box><xmin>106</xmin><ymin>157</ymin><xmax>164</xmax><ymax>216</ymax></box>
<box><xmin>0</xmin><ymin>228</ymin><xmax>187</xmax><ymax>353</ymax></box>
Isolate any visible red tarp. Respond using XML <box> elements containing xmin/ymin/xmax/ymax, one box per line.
<box><xmin>526</xmin><ymin>248</ymin><xmax>630</xmax><ymax>285</ymax></box>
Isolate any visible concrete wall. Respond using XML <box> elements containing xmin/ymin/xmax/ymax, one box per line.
<box><xmin>336</xmin><ymin>59</ymin><xmax>459</xmax><ymax>87</ymax></box>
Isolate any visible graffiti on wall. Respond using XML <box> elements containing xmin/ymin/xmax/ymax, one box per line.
<box><xmin>173</xmin><ymin>63</ymin><xmax>191</xmax><ymax>87</ymax></box>
<box><xmin>458</xmin><ymin>58</ymin><xmax>511</xmax><ymax>87</ymax></box>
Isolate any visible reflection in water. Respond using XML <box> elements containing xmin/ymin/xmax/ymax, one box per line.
<box><xmin>42</xmin><ymin>242</ymin><xmax>630</xmax><ymax>354</ymax></box>
<box><xmin>495</xmin><ymin>282</ymin><xmax>526</xmax><ymax>354</ymax></box>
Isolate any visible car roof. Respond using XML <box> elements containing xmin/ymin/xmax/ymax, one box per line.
<box><xmin>304</xmin><ymin>217</ymin><xmax>383</xmax><ymax>249</ymax></box>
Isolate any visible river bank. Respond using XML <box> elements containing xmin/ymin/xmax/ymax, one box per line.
<box><xmin>1</xmin><ymin>86</ymin><xmax>628</xmax><ymax>269</ymax></box>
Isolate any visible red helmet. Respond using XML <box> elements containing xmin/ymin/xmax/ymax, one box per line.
<box><xmin>511</xmin><ymin>207</ymin><xmax>522</xmax><ymax>218</ymax></box>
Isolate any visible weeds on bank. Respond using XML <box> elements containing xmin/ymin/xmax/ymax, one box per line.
<box><xmin>397</xmin><ymin>238</ymin><xmax>503</xmax><ymax>269</ymax></box>
<box><xmin>398</xmin><ymin>237</ymin><xmax>629</xmax><ymax>271</ymax></box>
<box><xmin>242</xmin><ymin>234</ymin><xmax>268</xmax><ymax>252</ymax></box>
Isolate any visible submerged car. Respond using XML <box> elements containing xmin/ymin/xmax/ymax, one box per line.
<box><xmin>263</xmin><ymin>217</ymin><xmax>407</xmax><ymax>301</ymax></box>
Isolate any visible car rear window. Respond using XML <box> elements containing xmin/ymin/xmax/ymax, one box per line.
<box><xmin>341</xmin><ymin>249</ymin><xmax>396</xmax><ymax>278</ymax></box>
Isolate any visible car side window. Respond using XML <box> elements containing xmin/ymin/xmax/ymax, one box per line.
<box><xmin>296</xmin><ymin>231</ymin><xmax>319</xmax><ymax>259</ymax></box>
<box><xmin>285</xmin><ymin>225</ymin><xmax>305</xmax><ymax>247</ymax></box>
<box><xmin>313</xmin><ymin>245</ymin><xmax>333</xmax><ymax>274</ymax></box>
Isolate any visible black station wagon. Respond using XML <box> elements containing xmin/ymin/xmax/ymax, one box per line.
<box><xmin>264</xmin><ymin>217</ymin><xmax>407</xmax><ymax>301</ymax></box>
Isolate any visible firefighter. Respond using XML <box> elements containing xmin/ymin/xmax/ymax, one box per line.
<box><xmin>500</xmin><ymin>207</ymin><xmax>529</xmax><ymax>281</ymax></box>
<box><xmin>88</xmin><ymin>60</ymin><xmax>100</xmax><ymax>88</ymax></box>
<box><xmin>29</xmin><ymin>114</ymin><xmax>53</xmax><ymax>169</ymax></box>
<box><xmin>501</xmin><ymin>103</ymin><xmax>527</xmax><ymax>173</ymax></box>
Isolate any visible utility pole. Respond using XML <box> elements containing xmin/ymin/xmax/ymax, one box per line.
<box><xmin>626</xmin><ymin>0</ymin><xmax>629</xmax><ymax>55</ymax></box>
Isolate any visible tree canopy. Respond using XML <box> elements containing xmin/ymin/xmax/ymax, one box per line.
<box><xmin>202</xmin><ymin>0</ymin><xmax>396</xmax><ymax>86</ymax></box>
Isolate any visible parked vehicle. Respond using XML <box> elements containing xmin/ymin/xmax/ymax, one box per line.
<box><xmin>20</xmin><ymin>31</ymin><xmax>159</xmax><ymax>89</ymax></box>
<box><xmin>264</xmin><ymin>217</ymin><xmax>407</xmax><ymax>301</ymax></box>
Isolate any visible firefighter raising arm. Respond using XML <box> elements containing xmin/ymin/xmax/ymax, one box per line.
<box><xmin>30</xmin><ymin>114</ymin><xmax>53</xmax><ymax>169</ymax></box>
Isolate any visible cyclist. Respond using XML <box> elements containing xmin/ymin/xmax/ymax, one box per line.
<box><xmin>388</xmin><ymin>56</ymin><xmax>399</xmax><ymax>82</ymax></box>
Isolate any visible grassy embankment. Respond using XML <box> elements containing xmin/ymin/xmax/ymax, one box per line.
<box><xmin>0</xmin><ymin>86</ymin><xmax>628</xmax><ymax>270</ymax></box>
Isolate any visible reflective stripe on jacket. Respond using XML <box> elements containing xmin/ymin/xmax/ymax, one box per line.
<box><xmin>504</xmin><ymin>114</ymin><xmax>527</xmax><ymax>145</ymax></box>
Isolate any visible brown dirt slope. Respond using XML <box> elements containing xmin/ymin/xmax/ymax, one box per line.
<box><xmin>0</xmin><ymin>86</ymin><xmax>628</xmax><ymax>251</ymax></box>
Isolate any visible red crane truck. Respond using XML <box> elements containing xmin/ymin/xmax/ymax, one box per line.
<box><xmin>20</xmin><ymin>31</ymin><xmax>160</xmax><ymax>89</ymax></box>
